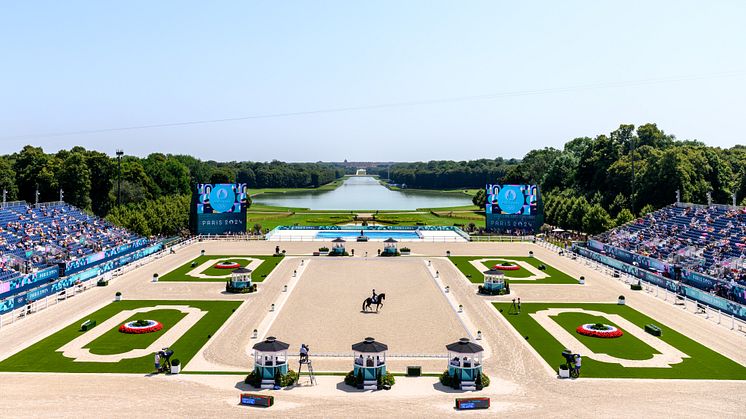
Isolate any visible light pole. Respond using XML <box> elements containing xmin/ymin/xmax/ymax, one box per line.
<box><xmin>116</xmin><ymin>149</ymin><xmax>124</xmax><ymax>206</ymax></box>
<box><xmin>630</xmin><ymin>136</ymin><xmax>636</xmax><ymax>215</ymax></box>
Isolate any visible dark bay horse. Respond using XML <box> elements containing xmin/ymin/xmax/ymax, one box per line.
<box><xmin>362</xmin><ymin>293</ymin><xmax>386</xmax><ymax>312</ymax></box>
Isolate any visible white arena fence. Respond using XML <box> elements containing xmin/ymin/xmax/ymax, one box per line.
<box><xmin>534</xmin><ymin>239</ymin><xmax>746</xmax><ymax>336</ymax></box>
<box><xmin>264</xmin><ymin>235</ymin><xmax>467</xmax><ymax>243</ymax></box>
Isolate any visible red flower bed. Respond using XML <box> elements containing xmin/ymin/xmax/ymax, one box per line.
<box><xmin>215</xmin><ymin>262</ymin><xmax>241</xmax><ymax>269</ymax></box>
<box><xmin>576</xmin><ymin>324</ymin><xmax>623</xmax><ymax>338</ymax></box>
<box><xmin>492</xmin><ymin>264</ymin><xmax>520</xmax><ymax>271</ymax></box>
<box><xmin>119</xmin><ymin>321</ymin><xmax>164</xmax><ymax>334</ymax></box>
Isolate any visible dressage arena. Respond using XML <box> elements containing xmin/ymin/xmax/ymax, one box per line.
<box><xmin>1</xmin><ymin>240</ymin><xmax>745</xmax><ymax>417</ymax></box>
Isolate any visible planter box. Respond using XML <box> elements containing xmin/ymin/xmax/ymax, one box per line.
<box><xmin>406</xmin><ymin>366</ymin><xmax>421</xmax><ymax>376</ymax></box>
<box><xmin>114</xmin><ymin>295</ymin><xmax>122</xmax><ymax>302</ymax></box>
<box><xmin>558</xmin><ymin>368</ymin><xmax>570</xmax><ymax>378</ymax></box>
<box><xmin>318</xmin><ymin>251</ymin><xmax>329</xmax><ymax>256</ymax></box>
<box><xmin>630</xmin><ymin>284</ymin><xmax>643</xmax><ymax>291</ymax></box>
<box><xmin>578</xmin><ymin>278</ymin><xmax>585</xmax><ymax>285</ymax></box>
<box><xmin>170</xmin><ymin>364</ymin><xmax>180</xmax><ymax>374</ymax></box>
<box><xmin>97</xmin><ymin>279</ymin><xmax>109</xmax><ymax>287</ymax></box>
<box><xmin>81</xmin><ymin>320</ymin><xmax>96</xmax><ymax>331</ymax></box>
<box><xmin>618</xmin><ymin>298</ymin><xmax>626</xmax><ymax>305</ymax></box>
<box><xmin>400</xmin><ymin>251</ymin><xmax>411</xmax><ymax>256</ymax></box>
<box><xmin>645</xmin><ymin>324</ymin><xmax>662</xmax><ymax>336</ymax></box>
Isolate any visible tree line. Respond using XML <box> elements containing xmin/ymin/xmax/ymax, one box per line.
<box><xmin>466</xmin><ymin>124</ymin><xmax>745</xmax><ymax>233</ymax></box>
<box><xmin>5</xmin><ymin>123</ymin><xmax>744</xmax><ymax>236</ymax></box>
<box><xmin>0</xmin><ymin>146</ymin><xmax>343</xmax><ymax>236</ymax></box>
<box><xmin>373</xmin><ymin>159</ymin><xmax>518</xmax><ymax>189</ymax></box>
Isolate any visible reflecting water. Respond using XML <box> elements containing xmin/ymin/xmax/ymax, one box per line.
<box><xmin>252</xmin><ymin>176</ymin><xmax>472</xmax><ymax>210</ymax></box>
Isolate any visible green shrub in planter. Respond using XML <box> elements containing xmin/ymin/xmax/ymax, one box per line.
<box><xmin>344</xmin><ymin>370</ymin><xmax>356</xmax><ymax>387</ymax></box>
<box><xmin>171</xmin><ymin>359</ymin><xmax>180</xmax><ymax>367</ymax></box>
<box><xmin>631</xmin><ymin>283</ymin><xmax>643</xmax><ymax>291</ymax></box>
<box><xmin>279</xmin><ymin>370</ymin><xmax>298</xmax><ymax>387</ymax></box>
<box><xmin>478</xmin><ymin>372</ymin><xmax>490</xmax><ymax>388</ymax></box>
<box><xmin>244</xmin><ymin>370</ymin><xmax>261</xmax><ymax>388</ymax></box>
<box><xmin>439</xmin><ymin>370</ymin><xmax>453</xmax><ymax>387</ymax></box>
<box><xmin>381</xmin><ymin>371</ymin><xmax>395</xmax><ymax>387</ymax></box>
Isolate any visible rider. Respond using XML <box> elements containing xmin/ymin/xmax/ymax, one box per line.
<box><xmin>371</xmin><ymin>289</ymin><xmax>378</xmax><ymax>304</ymax></box>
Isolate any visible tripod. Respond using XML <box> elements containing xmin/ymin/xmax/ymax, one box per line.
<box><xmin>508</xmin><ymin>298</ymin><xmax>521</xmax><ymax>315</ymax></box>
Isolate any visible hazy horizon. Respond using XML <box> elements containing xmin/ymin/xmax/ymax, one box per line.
<box><xmin>2</xmin><ymin>1</ymin><xmax>745</xmax><ymax>161</ymax></box>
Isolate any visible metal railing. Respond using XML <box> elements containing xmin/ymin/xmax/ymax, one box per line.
<box><xmin>0</xmin><ymin>238</ymin><xmax>192</xmax><ymax>332</ymax></box>
<box><xmin>569</xmin><ymin>250</ymin><xmax>746</xmax><ymax>336</ymax></box>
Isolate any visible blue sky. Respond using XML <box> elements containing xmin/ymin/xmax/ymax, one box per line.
<box><xmin>1</xmin><ymin>1</ymin><xmax>745</xmax><ymax>161</ymax></box>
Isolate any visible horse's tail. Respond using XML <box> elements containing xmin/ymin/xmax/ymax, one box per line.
<box><xmin>362</xmin><ymin>298</ymin><xmax>368</xmax><ymax>311</ymax></box>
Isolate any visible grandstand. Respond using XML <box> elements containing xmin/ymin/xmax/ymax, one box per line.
<box><xmin>0</xmin><ymin>202</ymin><xmax>140</xmax><ymax>272</ymax></box>
<box><xmin>593</xmin><ymin>203</ymin><xmax>746</xmax><ymax>294</ymax></box>
<box><xmin>0</xmin><ymin>202</ymin><xmax>150</xmax><ymax>308</ymax></box>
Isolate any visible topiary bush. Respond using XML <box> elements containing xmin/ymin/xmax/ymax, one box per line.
<box><xmin>477</xmin><ymin>372</ymin><xmax>490</xmax><ymax>389</ymax></box>
<box><xmin>439</xmin><ymin>370</ymin><xmax>453</xmax><ymax>387</ymax></box>
<box><xmin>279</xmin><ymin>370</ymin><xmax>298</xmax><ymax>387</ymax></box>
<box><xmin>344</xmin><ymin>370</ymin><xmax>356</xmax><ymax>387</ymax></box>
<box><xmin>244</xmin><ymin>370</ymin><xmax>261</xmax><ymax>388</ymax></box>
<box><xmin>381</xmin><ymin>371</ymin><xmax>395</xmax><ymax>387</ymax></box>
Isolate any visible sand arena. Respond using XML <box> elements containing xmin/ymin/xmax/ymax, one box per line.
<box><xmin>0</xmin><ymin>240</ymin><xmax>745</xmax><ymax>418</ymax></box>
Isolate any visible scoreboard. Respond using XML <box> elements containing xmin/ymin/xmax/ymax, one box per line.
<box><xmin>190</xmin><ymin>183</ymin><xmax>248</xmax><ymax>235</ymax></box>
<box><xmin>485</xmin><ymin>184</ymin><xmax>543</xmax><ymax>233</ymax></box>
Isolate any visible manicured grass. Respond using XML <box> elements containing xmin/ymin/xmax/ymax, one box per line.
<box><xmin>85</xmin><ymin>309</ymin><xmax>188</xmax><ymax>355</ymax></box>
<box><xmin>247</xmin><ymin>212</ymin><xmax>356</xmax><ymax>230</ymax></box>
<box><xmin>493</xmin><ymin>302</ymin><xmax>746</xmax><ymax>379</ymax></box>
<box><xmin>449</xmin><ymin>256</ymin><xmax>577</xmax><ymax>284</ymax></box>
<box><xmin>249</xmin><ymin>177</ymin><xmax>347</xmax><ymax>197</ymax></box>
<box><xmin>374</xmin><ymin>212</ymin><xmax>483</xmax><ymax>227</ymax></box>
<box><xmin>552</xmin><ymin>312</ymin><xmax>659</xmax><ymax>360</ymax></box>
<box><xmin>159</xmin><ymin>255</ymin><xmax>284</xmax><ymax>282</ymax></box>
<box><xmin>0</xmin><ymin>300</ymin><xmax>242</xmax><ymax>373</ymax></box>
<box><xmin>481</xmin><ymin>260</ymin><xmax>534</xmax><ymax>278</ymax></box>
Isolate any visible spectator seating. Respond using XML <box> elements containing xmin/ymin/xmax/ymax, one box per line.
<box><xmin>595</xmin><ymin>204</ymin><xmax>746</xmax><ymax>287</ymax></box>
<box><xmin>0</xmin><ymin>202</ymin><xmax>142</xmax><ymax>286</ymax></box>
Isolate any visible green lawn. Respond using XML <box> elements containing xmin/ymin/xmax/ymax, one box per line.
<box><xmin>85</xmin><ymin>309</ymin><xmax>187</xmax><ymax>355</ymax></box>
<box><xmin>480</xmin><ymin>260</ymin><xmax>534</xmax><ymax>278</ymax></box>
<box><xmin>247</xmin><ymin>212</ymin><xmax>356</xmax><ymax>230</ymax></box>
<box><xmin>0</xmin><ymin>300</ymin><xmax>242</xmax><ymax>373</ymax></box>
<box><xmin>552</xmin><ymin>312</ymin><xmax>659</xmax><ymax>360</ymax></box>
<box><xmin>448</xmin><ymin>256</ymin><xmax>577</xmax><ymax>284</ymax></box>
<box><xmin>493</xmin><ymin>302</ymin><xmax>746</xmax><ymax>379</ymax></box>
<box><xmin>247</xmin><ymin>209</ymin><xmax>483</xmax><ymax>230</ymax></box>
<box><xmin>159</xmin><ymin>255</ymin><xmax>284</xmax><ymax>282</ymax></box>
<box><xmin>249</xmin><ymin>177</ymin><xmax>347</xmax><ymax>198</ymax></box>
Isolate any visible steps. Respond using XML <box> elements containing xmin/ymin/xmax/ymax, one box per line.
<box><xmin>460</xmin><ymin>380</ymin><xmax>476</xmax><ymax>391</ymax></box>
<box><xmin>362</xmin><ymin>379</ymin><xmax>378</xmax><ymax>390</ymax></box>
<box><xmin>260</xmin><ymin>379</ymin><xmax>275</xmax><ymax>389</ymax></box>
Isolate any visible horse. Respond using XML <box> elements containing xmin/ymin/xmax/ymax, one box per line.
<box><xmin>362</xmin><ymin>293</ymin><xmax>386</xmax><ymax>312</ymax></box>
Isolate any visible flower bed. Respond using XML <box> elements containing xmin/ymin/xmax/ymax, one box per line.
<box><xmin>576</xmin><ymin>323</ymin><xmax>623</xmax><ymax>338</ymax></box>
<box><xmin>119</xmin><ymin>319</ymin><xmax>164</xmax><ymax>334</ymax></box>
<box><xmin>492</xmin><ymin>263</ymin><xmax>520</xmax><ymax>271</ymax></box>
<box><xmin>214</xmin><ymin>261</ymin><xmax>241</xmax><ymax>269</ymax></box>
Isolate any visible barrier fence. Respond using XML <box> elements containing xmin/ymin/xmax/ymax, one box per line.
<box><xmin>469</xmin><ymin>235</ymin><xmax>535</xmax><ymax>243</ymax></box>
<box><xmin>534</xmin><ymin>238</ymin><xmax>746</xmax><ymax>335</ymax></box>
<box><xmin>0</xmin><ymin>238</ymin><xmax>196</xmax><ymax>331</ymax></box>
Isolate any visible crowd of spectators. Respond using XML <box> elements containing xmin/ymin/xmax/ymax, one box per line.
<box><xmin>595</xmin><ymin>204</ymin><xmax>746</xmax><ymax>287</ymax></box>
<box><xmin>0</xmin><ymin>202</ymin><xmax>142</xmax><ymax>282</ymax></box>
